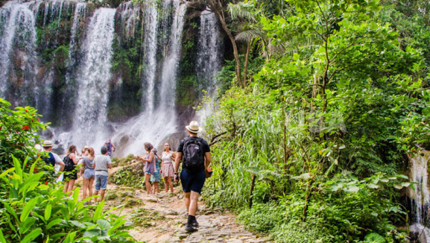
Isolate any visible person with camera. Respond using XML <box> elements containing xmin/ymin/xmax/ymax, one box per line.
<box><xmin>174</xmin><ymin>121</ymin><xmax>211</xmax><ymax>233</ymax></box>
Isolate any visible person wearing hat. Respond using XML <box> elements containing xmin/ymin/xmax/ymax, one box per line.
<box><xmin>41</xmin><ymin>140</ymin><xmax>65</xmax><ymax>182</ymax></box>
<box><xmin>174</xmin><ymin>121</ymin><xmax>212</xmax><ymax>232</ymax></box>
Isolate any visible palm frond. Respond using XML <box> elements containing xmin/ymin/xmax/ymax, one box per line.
<box><xmin>235</xmin><ymin>29</ymin><xmax>265</xmax><ymax>41</ymax></box>
<box><xmin>227</xmin><ymin>2</ymin><xmax>257</xmax><ymax>22</ymax></box>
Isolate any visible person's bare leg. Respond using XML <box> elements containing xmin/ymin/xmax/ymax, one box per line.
<box><xmin>154</xmin><ymin>182</ymin><xmax>159</xmax><ymax>193</ymax></box>
<box><xmin>100</xmin><ymin>190</ymin><xmax>106</xmax><ymax>201</ymax></box>
<box><xmin>184</xmin><ymin>192</ymin><xmax>191</xmax><ymax>212</ymax></box>
<box><xmin>82</xmin><ymin>178</ymin><xmax>88</xmax><ymax>200</ymax></box>
<box><xmin>169</xmin><ymin>177</ymin><xmax>174</xmax><ymax>193</ymax></box>
<box><xmin>89</xmin><ymin>179</ymin><xmax>94</xmax><ymax>200</ymax></box>
<box><xmin>145</xmin><ymin>174</ymin><xmax>152</xmax><ymax>195</ymax></box>
<box><xmin>94</xmin><ymin>190</ymin><xmax>99</xmax><ymax>202</ymax></box>
<box><xmin>67</xmin><ymin>179</ymin><xmax>75</xmax><ymax>196</ymax></box>
<box><xmin>164</xmin><ymin>177</ymin><xmax>169</xmax><ymax>192</ymax></box>
<box><xmin>188</xmin><ymin>191</ymin><xmax>200</xmax><ymax>216</ymax></box>
<box><xmin>63</xmin><ymin>181</ymin><xmax>69</xmax><ymax>193</ymax></box>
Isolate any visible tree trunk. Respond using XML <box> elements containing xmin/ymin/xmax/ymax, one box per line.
<box><xmin>210</xmin><ymin>0</ymin><xmax>243</xmax><ymax>88</ymax></box>
<box><xmin>243</xmin><ymin>37</ymin><xmax>251</xmax><ymax>87</ymax></box>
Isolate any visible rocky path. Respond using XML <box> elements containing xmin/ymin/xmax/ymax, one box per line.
<box><xmin>100</xmin><ymin>183</ymin><xmax>270</xmax><ymax>243</ymax></box>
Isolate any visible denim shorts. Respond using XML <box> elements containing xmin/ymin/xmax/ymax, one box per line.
<box><xmin>83</xmin><ymin>169</ymin><xmax>95</xmax><ymax>180</ymax></box>
<box><xmin>180</xmin><ymin>169</ymin><xmax>206</xmax><ymax>194</ymax></box>
<box><xmin>95</xmin><ymin>175</ymin><xmax>108</xmax><ymax>191</ymax></box>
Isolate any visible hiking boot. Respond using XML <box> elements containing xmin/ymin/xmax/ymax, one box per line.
<box><xmin>191</xmin><ymin>218</ymin><xmax>199</xmax><ymax>228</ymax></box>
<box><xmin>185</xmin><ymin>224</ymin><xmax>197</xmax><ymax>233</ymax></box>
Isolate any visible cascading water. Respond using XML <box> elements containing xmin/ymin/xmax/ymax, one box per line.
<box><xmin>113</xmin><ymin>0</ymin><xmax>187</xmax><ymax>155</ymax></box>
<box><xmin>409</xmin><ymin>151</ymin><xmax>430</xmax><ymax>242</ymax></box>
<box><xmin>195</xmin><ymin>10</ymin><xmax>223</xmax><ymax>122</ymax></box>
<box><xmin>0</xmin><ymin>0</ymin><xmax>223</xmax><ymax>156</ymax></box>
<box><xmin>71</xmin><ymin>8</ymin><xmax>116</xmax><ymax>147</ymax></box>
<box><xmin>0</xmin><ymin>1</ymin><xmax>39</xmax><ymax>104</ymax></box>
<box><xmin>142</xmin><ymin>0</ymin><xmax>159</xmax><ymax>113</ymax></box>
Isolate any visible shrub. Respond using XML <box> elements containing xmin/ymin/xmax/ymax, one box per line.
<box><xmin>0</xmin><ymin>156</ymin><xmax>137</xmax><ymax>243</ymax></box>
<box><xmin>0</xmin><ymin>98</ymin><xmax>47</xmax><ymax>170</ymax></box>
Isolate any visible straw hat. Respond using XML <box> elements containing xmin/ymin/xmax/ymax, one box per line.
<box><xmin>42</xmin><ymin>140</ymin><xmax>53</xmax><ymax>148</ymax></box>
<box><xmin>186</xmin><ymin>121</ymin><xmax>202</xmax><ymax>133</ymax></box>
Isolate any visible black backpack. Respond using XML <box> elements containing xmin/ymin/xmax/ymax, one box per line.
<box><xmin>63</xmin><ymin>154</ymin><xmax>75</xmax><ymax>172</ymax></box>
<box><xmin>42</xmin><ymin>152</ymin><xmax>55</xmax><ymax>167</ymax></box>
<box><xmin>182</xmin><ymin>137</ymin><xmax>205</xmax><ymax>173</ymax></box>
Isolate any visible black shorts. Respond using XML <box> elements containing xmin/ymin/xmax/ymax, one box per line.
<box><xmin>64</xmin><ymin>170</ymin><xmax>78</xmax><ymax>181</ymax></box>
<box><xmin>180</xmin><ymin>169</ymin><xmax>206</xmax><ymax>194</ymax></box>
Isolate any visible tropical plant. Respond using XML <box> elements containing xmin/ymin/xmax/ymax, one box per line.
<box><xmin>0</xmin><ymin>98</ymin><xmax>47</xmax><ymax>171</ymax></box>
<box><xmin>0</xmin><ymin>156</ymin><xmax>137</xmax><ymax>243</ymax></box>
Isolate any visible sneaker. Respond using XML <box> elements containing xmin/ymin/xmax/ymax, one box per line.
<box><xmin>185</xmin><ymin>224</ymin><xmax>197</xmax><ymax>233</ymax></box>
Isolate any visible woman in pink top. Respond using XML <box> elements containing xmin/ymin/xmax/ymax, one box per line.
<box><xmin>160</xmin><ymin>143</ymin><xmax>176</xmax><ymax>193</ymax></box>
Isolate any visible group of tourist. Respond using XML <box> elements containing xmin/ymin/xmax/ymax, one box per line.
<box><xmin>38</xmin><ymin>139</ymin><xmax>115</xmax><ymax>203</ymax></box>
<box><xmin>38</xmin><ymin>121</ymin><xmax>212</xmax><ymax>232</ymax></box>
<box><xmin>137</xmin><ymin>142</ymin><xmax>176</xmax><ymax>195</ymax></box>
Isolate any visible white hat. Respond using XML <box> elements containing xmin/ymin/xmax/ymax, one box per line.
<box><xmin>186</xmin><ymin>121</ymin><xmax>202</xmax><ymax>133</ymax></box>
<box><xmin>42</xmin><ymin>140</ymin><xmax>53</xmax><ymax>148</ymax></box>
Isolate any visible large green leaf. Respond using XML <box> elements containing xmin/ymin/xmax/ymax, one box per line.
<box><xmin>46</xmin><ymin>218</ymin><xmax>63</xmax><ymax>230</ymax></box>
<box><xmin>19</xmin><ymin>217</ymin><xmax>37</xmax><ymax>234</ymax></box>
<box><xmin>97</xmin><ymin>219</ymin><xmax>111</xmax><ymax>230</ymax></box>
<box><xmin>20</xmin><ymin>228</ymin><xmax>42</xmax><ymax>243</ymax></box>
<box><xmin>93</xmin><ymin>201</ymin><xmax>105</xmax><ymax>223</ymax></box>
<box><xmin>0</xmin><ymin>229</ymin><xmax>6</xmax><ymax>243</ymax></box>
<box><xmin>20</xmin><ymin>197</ymin><xmax>38</xmax><ymax>222</ymax></box>
<box><xmin>45</xmin><ymin>203</ymin><xmax>52</xmax><ymax>221</ymax></box>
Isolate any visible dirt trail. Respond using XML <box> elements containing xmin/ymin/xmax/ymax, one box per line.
<box><xmin>82</xmin><ymin>163</ymin><xmax>271</xmax><ymax>243</ymax></box>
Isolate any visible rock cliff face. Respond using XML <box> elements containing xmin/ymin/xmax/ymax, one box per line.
<box><xmin>0</xmin><ymin>0</ymin><xmax>225</xmax><ymax>155</ymax></box>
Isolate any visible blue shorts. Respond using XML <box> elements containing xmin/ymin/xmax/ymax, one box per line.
<box><xmin>95</xmin><ymin>175</ymin><xmax>108</xmax><ymax>191</ymax></box>
<box><xmin>180</xmin><ymin>169</ymin><xmax>206</xmax><ymax>194</ymax></box>
<box><xmin>83</xmin><ymin>169</ymin><xmax>95</xmax><ymax>180</ymax></box>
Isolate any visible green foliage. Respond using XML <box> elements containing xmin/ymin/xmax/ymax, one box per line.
<box><xmin>108</xmin><ymin>12</ymin><xmax>144</xmax><ymax>121</ymax></box>
<box><xmin>112</xmin><ymin>165</ymin><xmax>145</xmax><ymax>188</ymax></box>
<box><xmin>0</xmin><ymin>98</ymin><xmax>47</xmax><ymax>170</ymax></box>
<box><xmin>0</xmin><ymin>156</ymin><xmax>136</xmax><ymax>243</ymax></box>
<box><xmin>204</xmin><ymin>0</ymin><xmax>425</xmax><ymax>241</ymax></box>
<box><xmin>217</xmin><ymin>55</ymin><xmax>265</xmax><ymax>96</ymax></box>
<box><xmin>129</xmin><ymin>208</ymin><xmax>165</xmax><ymax>228</ymax></box>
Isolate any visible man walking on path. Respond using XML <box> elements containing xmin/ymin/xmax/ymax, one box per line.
<box><xmin>174</xmin><ymin>121</ymin><xmax>211</xmax><ymax>232</ymax></box>
<box><xmin>41</xmin><ymin>140</ymin><xmax>65</xmax><ymax>182</ymax></box>
<box><xmin>93</xmin><ymin>146</ymin><xmax>112</xmax><ymax>202</ymax></box>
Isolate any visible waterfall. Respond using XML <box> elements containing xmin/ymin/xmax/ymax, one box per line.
<box><xmin>142</xmin><ymin>0</ymin><xmax>159</xmax><ymax>113</ymax></box>
<box><xmin>195</xmin><ymin>10</ymin><xmax>223</xmax><ymax>122</ymax></box>
<box><xmin>72</xmin><ymin>8</ymin><xmax>116</xmax><ymax>147</ymax></box>
<box><xmin>159</xmin><ymin>0</ymin><xmax>186</xmax><ymax>110</ymax></box>
<box><xmin>68</xmin><ymin>3</ymin><xmax>87</xmax><ymax>66</ymax></box>
<box><xmin>0</xmin><ymin>1</ymin><xmax>38</xmax><ymax>103</ymax></box>
<box><xmin>0</xmin><ymin>0</ymin><xmax>224</xmax><ymax>156</ymax></box>
<box><xmin>113</xmin><ymin>0</ymin><xmax>187</xmax><ymax>156</ymax></box>
<box><xmin>409</xmin><ymin>151</ymin><xmax>430</xmax><ymax>242</ymax></box>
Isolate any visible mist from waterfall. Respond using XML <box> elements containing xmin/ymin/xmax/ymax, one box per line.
<box><xmin>72</xmin><ymin>8</ymin><xmax>116</xmax><ymax>147</ymax></box>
